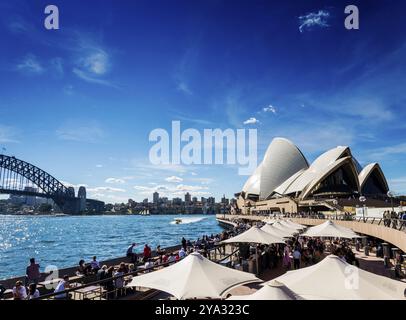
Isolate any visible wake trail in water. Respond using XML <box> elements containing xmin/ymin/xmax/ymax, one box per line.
<box><xmin>170</xmin><ymin>217</ymin><xmax>207</xmax><ymax>225</ymax></box>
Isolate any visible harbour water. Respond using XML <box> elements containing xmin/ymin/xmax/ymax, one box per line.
<box><xmin>0</xmin><ymin>214</ymin><xmax>223</xmax><ymax>280</ymax></box>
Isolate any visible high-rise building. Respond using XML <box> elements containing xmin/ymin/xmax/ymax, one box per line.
<box><xmin>153</xmin><ymin>192</ymin><xmax>159</xmax><ymax>204</ymax></box>
<box><xmin>78</xmin><ymin>186</ymin><xmax>87</xmax><ymax>212</ymax></box>
<box><xmin>172</xmin><ymin>197</ymin><xmax>182</xmax><ymax>205</ymax></box>
<box><xmin>192</xmin><ymin>197</ymin><xmax>197</xmax><ymax>204</ymax></box>
<box><xmin>185</xmin><ymin>192</ymin><xmax>191</xmax><ymax>204</ymax></box>
<box><xmin>207</xmin><ymin>197</ymin><xmax>215</xmax><ymax>205</ymax></box>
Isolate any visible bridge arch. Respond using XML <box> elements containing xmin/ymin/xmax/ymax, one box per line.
<box><xmin>0</xmin><ymin>154</ymin><xmax>77</xmax><ymax>212</ymax></box>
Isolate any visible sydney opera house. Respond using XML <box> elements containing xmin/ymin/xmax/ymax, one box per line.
<box><xmin>235</xmin><ymin>138</ymin><xmax>391</xmax><ymax>215</ymax></box>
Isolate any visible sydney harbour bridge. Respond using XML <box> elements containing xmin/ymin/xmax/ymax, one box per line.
<box><xmin>0</xmin><ymin>154</ymin><xmax>104</xmax><ymax>214</ymax></box>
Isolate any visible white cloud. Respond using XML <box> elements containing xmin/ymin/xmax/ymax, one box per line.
<box><xmin>16</xmin><ymin>54</ymin><xmax>44</xmax><ymax>74</ymax></box>
<box><xmin>83</xmin><ymin>50</ymin><xmax>109</xmax><ymax>75</ymax></box>
<box><xmin>299</xmin><ymin>10</ymin><xmax>330</xmax><ymax>33</ymax></box>
<box><xmin>133</xmin><ymin>183</ymin><xmax>210</xmax><ymax>197</ymax></box>
<box><xmin>263</xmin><ymin>105</ymin><xmax>277</xmax><ymax>114</ymax></box>
<box><xmin>165</xmin><ymin>176</ymin><xmax>183</xmax><ymax>183</ymax></box>
<box><xmin>87</xmin><ymin>186</ymin><xmax>126</xmax><ymax>193</ymax></box>
<box><xmin>105</xmin><ymin>178</ymin><xmax>125</xmax><ymax>184</ymax></box>
<box><xmin>243</xmin><ymin>117</ymin><xmax>260</xmax><ymax>125</ymax></box>
<box><xmin>191</xmin><ymin>177</ymin><xmax>214</xmax><ymax>185</ymax></box>
<box><xmin>60</xmin><ymin>181</ymin><xmax>88</xmax><ymax>190</ymax></box>
<box><xmin>95</xmin><ymin>164</ymin><xmax>103</xmax><ymax>168</ymax></box>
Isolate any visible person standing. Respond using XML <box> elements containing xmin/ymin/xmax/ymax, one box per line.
<box><xmin>126</xmin><ymin>243</ymin><xmax>137</xmax><ymax>263</ymax></box>
<box><xmin>26</xmin><ymin>258</ymin><xmax>41</xmax><ymax>285</ymax></box>
<box><xmin>181</xmin><ymin>237</ymin><xmax>187</xmax><ymax>250</ymax></box>
<box><xmin>90</xmin><ymin>256</ymin><xmax>101</xmax><ymax>272</ymax></box>
<box><xmin>143</xmin><ymin>244</ymin><xmax>152</xmax><ymax>262</ymax></box>
<box><xmin>292</xmin><ymin>248</ymin><xmax>301</xmax><ymax>269</ymax></box>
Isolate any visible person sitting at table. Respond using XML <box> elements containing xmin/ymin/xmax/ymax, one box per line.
<box><xmin>27</xmin><ymin>283</ymin><xmax>40</xmax><ymax>300</ymax></box>
<box><xmin>168</xmin><ymin>253</ymin><xmax>176</xmax><ymax>263</ymax></box>
<box><xmin>144</xmin><ymin>258</ymin><xmax>154</xmax><ymax>273</ymax></box>
<box><xmin>104</xmin><ymin>267</ymin><xmax>115</xmax><ymax>299</ymax></box>
<box><xmin>54</xmin><ymin>275</ymin><xmax>71</xmax><ymax>300</ymax></box>
<box><xmin>178</xmin><ymin>247</ymin><xmax>187</xmax><ymax>259</ymax></box>
<box><xmin>97</xmin><ymin>265</ymin><xmax>108</xmax><ymax>281</ymax></box>
<box><xmin>77</xmin><ymin>259</ymin><xmax>92</xmax><ymax>276</ymax></box>
<box><xmin>13</xmin><ymin>280</ymin><xmax>27</xmax><ymax>300</ymax></box>
<box><xmin>90</xmin><ymin>256</ymin><xmax>101</xmax><ymax>273</ymax></box>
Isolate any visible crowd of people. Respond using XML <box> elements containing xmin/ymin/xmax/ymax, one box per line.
<box><xmin>2</xmin><ymin>216</ymin><xmax>404</xmax><ymax>300</ymax></box>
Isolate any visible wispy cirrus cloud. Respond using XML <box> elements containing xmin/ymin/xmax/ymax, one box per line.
<box><xmin>16</xmin><ymin>54</ymin><xmax>44</xmax><ymax>74</ymax></box>
<box><xmin>298</xmin><ymin>10</ymin><xmax>330</xmax><ymax>33</ymax></box>
<box><xmin>105</xmin><ymin>178</ymin><xmax>126</xmax><ymax>184</ymax></box>
<box><xmin>388</xmin><ymin>176</ymin><xmax>406</xmax><ymax>194</ymax></box>
<box><xmin>0</xmin><ymin>125</ymin><xmax>19</xmax><ymax>143</ymax></box>
<box><xmin>56</xmin><ymin>120</ymin><xmax>105</xmax><ymax>143</ymax></box>
<box><xmin>177</xmin><ymin>81</ymin><xmax>193</xmax><ymax>95</ymax></box>
<box><xmin>366</xmin><ymin>143</ymin><xmax>406</xmax><ymax>160</ymax></box>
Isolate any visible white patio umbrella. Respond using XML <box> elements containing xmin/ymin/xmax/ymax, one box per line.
<box><xmin>301</xmin><ymin>220</ymin><xmax>360</xmax><ymax>239</ymax></box>
<box><xmin>222</xmin><ymin>226</ymin><xmax>286</xmax><ymax>274</ymax></box>
<box><xmin>280</xmin><ymin>220</ymin><xmax>306</xmax><ymax>230</ymax></box>
<box><xmin>126</xmin><ymin>252</ymin><xmax>261</xmax><ymax>299</ymax></box>
<box><xmin>273</xmin><ymin>255</ymin><xmax>406</xmax><ymax>300</ymax></box>
<box><xmin>227</xmin><ymin>280</ymin><xmax>303</xmax><ymax>300</ymax></box>
<box><xmin>261</xmin><ymin>223</ymin><xmax>293</xmax><ymax>238</ymax></box>
<box><xmin>221</xmin><ymin>226</ymin><xmax>286</xmax><ymax>245</ymax></box>
<box><xmin>271</xmin><ymin>221</ymin><xmax>298</xmax><ymax>236</ymax></box>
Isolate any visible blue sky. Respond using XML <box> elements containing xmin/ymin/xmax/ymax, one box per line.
<box><xmin>0</xmin><ymin>0</ymin><xmax>406</xmax><ymax>203</ymax></box>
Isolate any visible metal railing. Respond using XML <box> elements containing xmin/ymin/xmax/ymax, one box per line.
<box><xmin>29</xmin><ymin>242</ymin><xmax>236</xmax><ymax>301</ymax></box>
<box><xmin>281</xmin><ymin>214</ymin><xmax>406</xmax><ymax>232</ymax></box>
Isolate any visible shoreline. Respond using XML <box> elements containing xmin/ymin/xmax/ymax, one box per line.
<box><xmin>0</xmin><ymin>217</ymin><xmax>227</xmax><ymax>286</ymax></box>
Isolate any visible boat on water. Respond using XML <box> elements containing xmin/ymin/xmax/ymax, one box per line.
<box><xmin>174</xmin><ymin>218</ymin><xmax>182</xmax><ymax>224</ymax></box>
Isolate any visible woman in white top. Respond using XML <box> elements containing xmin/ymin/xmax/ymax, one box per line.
<box><xmin>13</xmin><ymin>281</ymin><xmax>27</xmax><ymax>300</ymax></box>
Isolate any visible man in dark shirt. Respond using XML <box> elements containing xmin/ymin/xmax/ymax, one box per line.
<box><xmin>26</xmin><ymin>258</ymin><xmax>40</xmax><ymax>285</ymax></box>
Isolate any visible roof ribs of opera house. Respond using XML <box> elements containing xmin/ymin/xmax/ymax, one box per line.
<box><xmin>241</xmin><ymin>138</ymin><xmax>390</xmax><ymax>201</ymax></box>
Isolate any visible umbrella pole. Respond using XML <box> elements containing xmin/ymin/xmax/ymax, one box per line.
<box><xmin>256</xmin><ymin>246</ymin><xmax>259</xmax><ymax>276</ymax></box>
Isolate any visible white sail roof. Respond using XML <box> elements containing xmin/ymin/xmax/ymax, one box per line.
<box><xmin>259</xmin><ymin>138</ymin><xmax>309</xmax><ymax>200</ymax></box>
<box><xmin>358</xmin><ymin>163</ymin><xmax>389</xmax><ymax>192</ymax></box>
<box><xmin>242</xmin><ymin>162</ymin><xmax>262</xmax><ymax>195</ymax></box>
<box><xmin>284</xmin><ymin>146</ymin><xmax>350</xmax><ymax>195</ymax></box>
